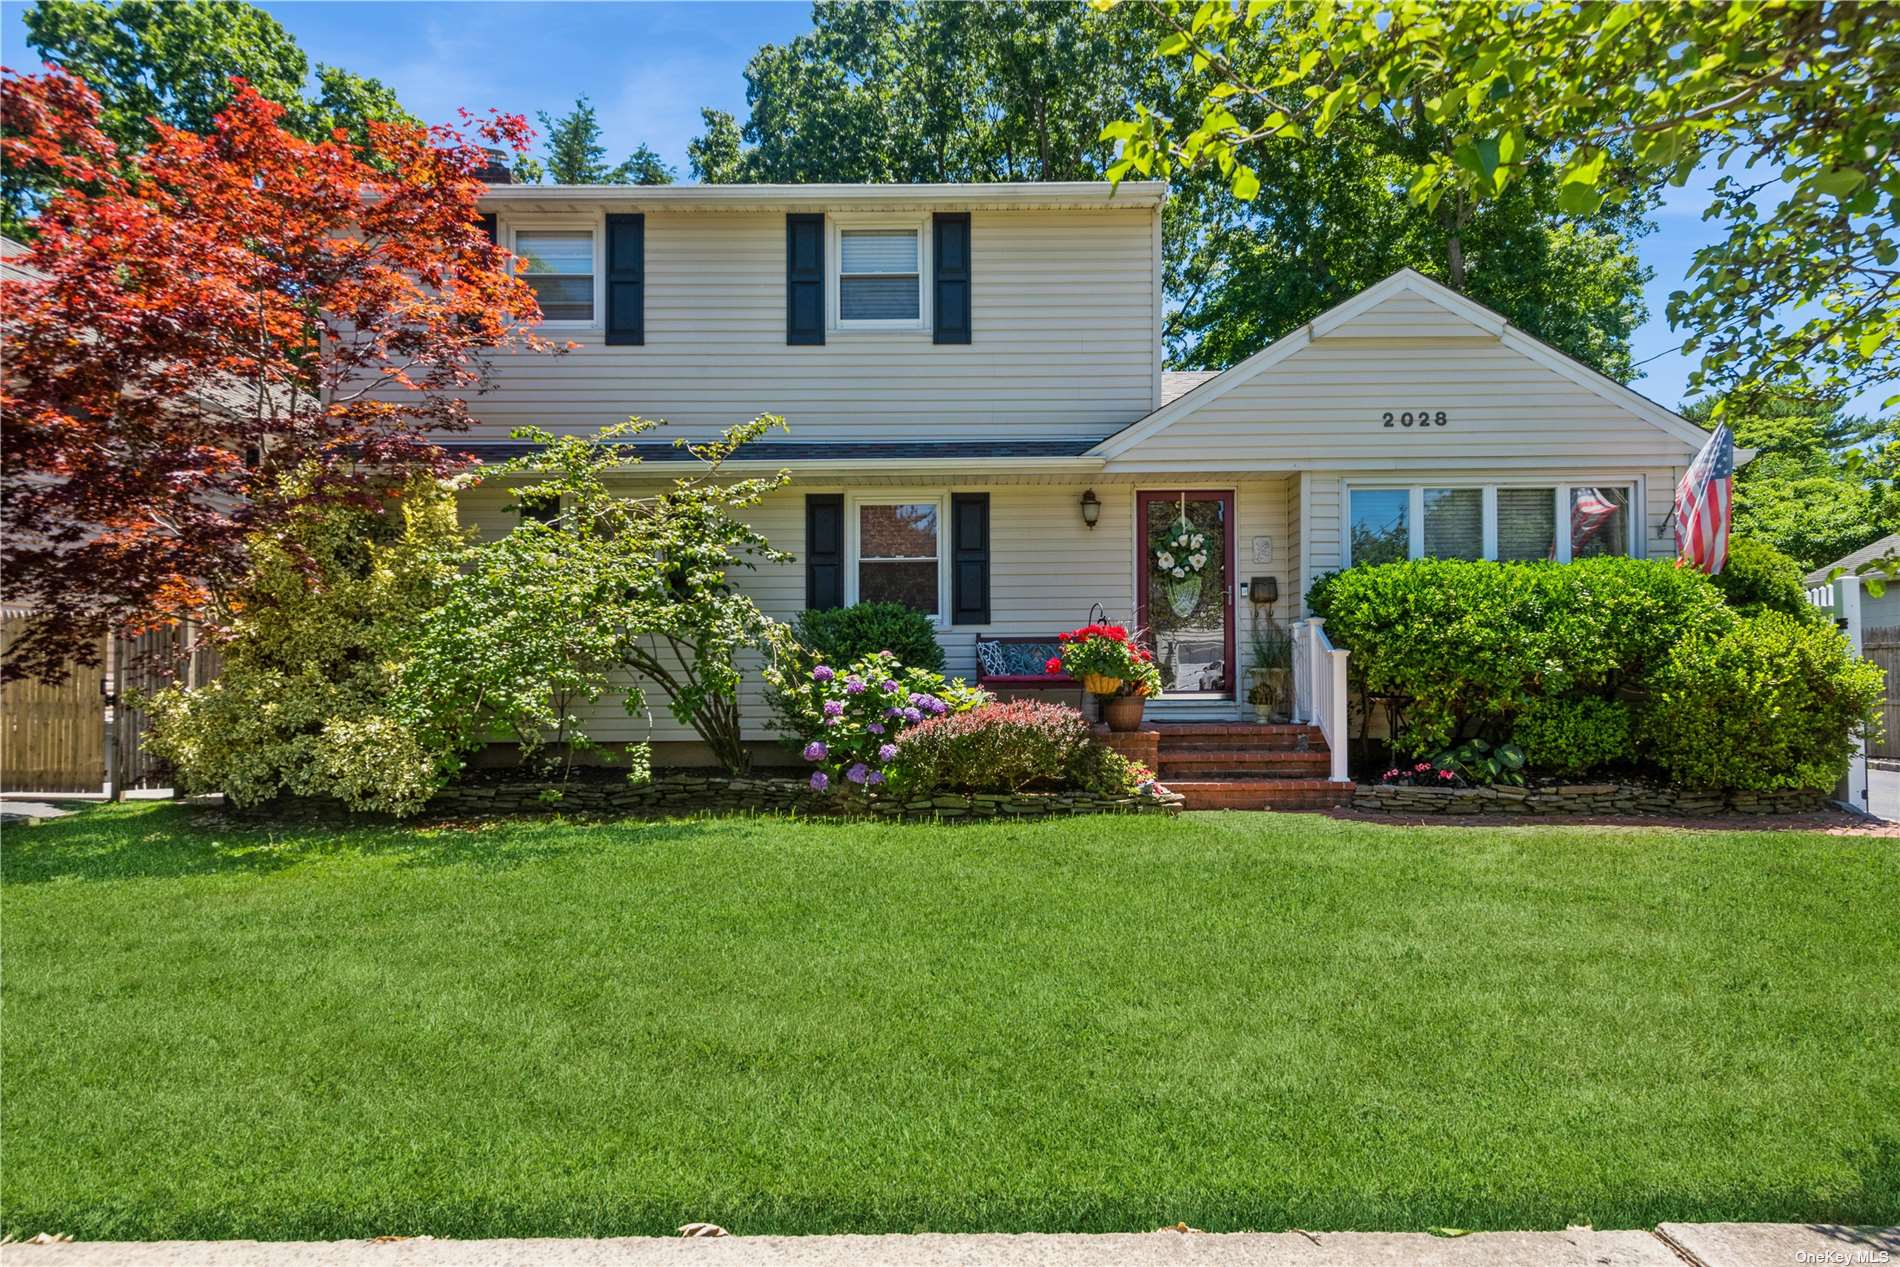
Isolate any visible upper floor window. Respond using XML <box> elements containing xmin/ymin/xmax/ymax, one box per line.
<box><xmin>837</xmin><ymin>226</ymin><xmax>922</xmax><ymax>327</ymax></box>
<box><xmin>1346</xmin><ymin>483</ymin><xmax>1634</xmax><ymax>566</ymax></box>
<box><xmin>513</xmin><ymin>228</ymin><xmax>595</xmax><ymax>323</ymax></box>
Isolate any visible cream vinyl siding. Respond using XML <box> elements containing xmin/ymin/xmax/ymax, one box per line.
<box><xmin>1314</xmin><ymin>290</ymin><xmax>1499</xmax><ymax>341</ymax></box>
<box><xmin>1107</xmin><ymin>339</ymin><xmax>1701</xmax><ymax>472</ymax></box>
<box><xmin>468</xmin><ymin>207</ymin><xmax>1160</xmax><ymax>442</ymax></box>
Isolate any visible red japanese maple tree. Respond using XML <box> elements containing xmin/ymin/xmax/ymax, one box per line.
<box><xmin>1</xmin><ymin>68</ymin><xmax>553</xmax><ymax>682</ymax></box>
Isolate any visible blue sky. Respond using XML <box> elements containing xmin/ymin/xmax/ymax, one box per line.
<box><xmin>0</xmin><ymin>0</ymin><xmax>1829</xmax><ymax>413</ymax></box>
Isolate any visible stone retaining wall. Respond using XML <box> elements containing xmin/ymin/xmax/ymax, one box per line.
<box><xmin>1352</xmin><ymin>781</ymin><xmax>1834</xmax><ymax>817</ymax></box>
<box><xmin>241</xmin><ymin>772</ymin><xmax>1183</xmax><ymax>824</ymax></box>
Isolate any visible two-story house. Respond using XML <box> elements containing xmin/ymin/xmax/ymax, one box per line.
<box><xmin>449</xmin><ymin>181</ymin><xmax>1718</xmax><ymax>802</ymax></box>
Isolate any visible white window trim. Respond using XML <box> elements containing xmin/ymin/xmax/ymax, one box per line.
<box><xmin>845</xmin><ymin>491</ymin><xmax>949</xmax><ymax>625</ymax></box>
<box><xmin>1342</xmin><ymin>479</ymin><xmax>1640</xmax><ymax>567</ymax></box>
<box><xmin>503</xmin><ymin>212</ymin><xmax>604</xmax><ymax>331</ymax></box>
<box><xmin>829</xmin><ymin>214</ymin><xmax>931</xmax><ymax>333</ymax></box>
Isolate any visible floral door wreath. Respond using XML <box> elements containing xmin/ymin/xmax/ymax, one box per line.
<box><xmin>1156</xmin><ymin>494</ymin><xmax>1209</xmax><ymax>617</ymax></box>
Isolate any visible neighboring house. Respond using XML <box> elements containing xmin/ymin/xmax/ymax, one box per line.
<box><xmin>1808</xmin><ymin>533</ymin><xmax>1900</xmax><ymax>628</ymax></box>
<box><xmin>445</xmin><ymin>181</ymin><xmax>1723</xmax><ymax>800</ymax></box>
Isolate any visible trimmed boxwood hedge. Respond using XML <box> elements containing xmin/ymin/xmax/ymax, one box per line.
<box><xmin>1310</xmin><ymin>554</ymin><xmax>1881</xmax><ymax>791</ymax></box>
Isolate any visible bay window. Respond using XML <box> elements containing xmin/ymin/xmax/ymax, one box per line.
<box><xmin>1345</xmin><ymin>482</ymin><xmax>1636</xmax><ymax>566</ymax></box>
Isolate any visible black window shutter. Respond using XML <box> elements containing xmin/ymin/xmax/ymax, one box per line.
<box><xmin>786</xmin><ymin>213</ymin><xmax>825</xmax><ymax>345</ymax></box>
<box><xmin>605</xmin><ymin>213</ymin><xmax>645</xmax><ymax>346</ymax></box>
<box><xmin>933</xmin><ymin>212</ymin><xmax>971</xmax><ymax>345</ymax></box>
<box><xmin>806</xmin><ymin>494</ymin><xmax>845</xmax><ymax>610</ymax></box>
<box><xmin>478</xmin><ymin>213</ymin><xmax>498</xmax><ymax>243</ymax></box>
<box><xmin>950</xmin><ymin>492</ymin><xmax>990</xmax><ymax>625</ymax></box>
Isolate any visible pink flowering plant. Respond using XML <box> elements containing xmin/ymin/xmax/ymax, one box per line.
<box><xmin>1379</xmin><ymin>759</ymin><xmax>1466</xmax><ymax>788</ymax></box>
<box><xmin>763</xmin><ymin>642</ymin><xmax>988</xmax><ymax>794</ymax></box>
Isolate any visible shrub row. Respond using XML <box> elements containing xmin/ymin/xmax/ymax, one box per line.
<box><xmin>1310</xmin><ymin>553</ymin><xmax>1882</xmax><ymax>792</ymax></box>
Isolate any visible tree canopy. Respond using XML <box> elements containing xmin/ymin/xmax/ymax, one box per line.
<box><xmin>6</xmin><ymin>0</ymin><xmax>415</xmax><ymax>235</ymax></box>
<box><xmin>696</xmin><ymin>0</ymin><xmax>1653</xmax><ymax>378</ymax></box>
<box><xmin>1101</xmin><ymin>0</ymin><xmax>1898</xmax><ymax>422</ymax></box>
<box><xmin>0</xmin><ymin>70</ymin><xmax>551</xmax><ymax>682</ymax></box>
<box><xmin>516</xmin><ymin>95</ymin><xmax>674</xmax><ymax>185</ymax></box>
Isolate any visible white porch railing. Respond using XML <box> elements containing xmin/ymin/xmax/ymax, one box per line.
<box><xmin>1291</xmin><ymin>618</ymin><xmax>1351</xmax><ymax>783</ymax></box>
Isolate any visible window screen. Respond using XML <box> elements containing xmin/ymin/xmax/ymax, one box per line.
<box><xmin>1422</xmin><ymin>488</ymin><xmax>1483</xmax><ymax>560</ymax></box>
<box><xmin>1497</xmin><ymin>488</ymin><xmax>1557</xmax><ymax>561</ymax></box>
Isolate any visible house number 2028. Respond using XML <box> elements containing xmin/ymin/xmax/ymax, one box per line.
<box><xmin>1383</xmin><ymin>410</ymin><xmax>1448</xmax><ymax>428</ymax></box>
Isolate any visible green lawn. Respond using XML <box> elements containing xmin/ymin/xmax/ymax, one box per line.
<box><xmin>2</xmin><ymin>804</ymin><xmax>1896</xmax><ymax>1240</ymax></box>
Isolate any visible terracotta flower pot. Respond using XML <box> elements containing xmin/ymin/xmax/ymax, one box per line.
<box><xmin>1081</xmin><ymin>673</ymin><xmax>1123</xmax><ymax>697</ymax></box>
<box><xmin>1104</xmin><ymin>694</ymin><xmax>1147</xmax><ymax>732</ymax></box>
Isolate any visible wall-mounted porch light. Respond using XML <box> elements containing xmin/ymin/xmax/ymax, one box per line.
<box><xmin>1080</xmin><ymin>488</ymin><xmax>1101</xmax><ymax>530</ymax></box>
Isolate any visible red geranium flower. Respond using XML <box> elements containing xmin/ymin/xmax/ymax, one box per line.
<box><xmin>1045</xmin><ymin>656</ymin><xmax>1064</xmax><ymax>673</ymax></box>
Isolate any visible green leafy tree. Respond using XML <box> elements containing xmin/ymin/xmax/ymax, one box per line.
<box><xmin>309</xmin><ymin>63</ymin><xmax>418</xmax><ymax>156</ymax></box>
<box><xmin>403</xmin><ymin>416</ymin><xmax>793</xmax><ymax>776</ymax></box>
<box><xmin>530</xmin><ymin>95</ymin><xmax>671</xmax><ymax>184</ymax></box>
<box><xmin>703</xmin><ymin>1</ymin><xmax>1651</xmax><ymax>377</ymax></box>
<box><xmin>1103</xmin><ymin>0</ymin><xmax>1898</xmax><ymax>420</ymax></box>
<box><xmin>687</xmin><ymin>107</ymin><xmax>746</xmax><ymax>183</ymax></box>
<box><xmin>8</xmin><ymin>0</ymin><xmax>413</xmax><ymax>235</ymax></box>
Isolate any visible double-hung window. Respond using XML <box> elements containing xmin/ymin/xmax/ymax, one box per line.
<box><xmin>836</xmin><ymin>225</ymin><xmax>923</xmax><ymax>327</ymax></box>
<box><xmin>1346</xmin><ymin>483</ymin><xmax>1636</xmax><ymax>566</ymax></box>
<box><xmin>512</xmin><ymin>228</ymin><xmax>596</xmax><ymax>323</ymax></box>
<box><xmin>852</xmin><ymin>498</ymin><xmax>942</xmax><ymax>617</ymax></box>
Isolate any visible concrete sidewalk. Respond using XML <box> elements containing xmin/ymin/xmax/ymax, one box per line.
<box><xmin>7</xmin><ymin>1225</ymin><xmax>1896</xmax><ymax>1266</ymax></box>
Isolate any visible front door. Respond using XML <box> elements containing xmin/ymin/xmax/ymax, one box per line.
<box><xmin>1136</xmin><ymin>490</ymin><xmax>1235</xmax><ymax>696</ymax></box>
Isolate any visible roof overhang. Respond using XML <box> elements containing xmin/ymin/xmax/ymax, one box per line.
<box><xmin>479</xmin><ymin>181</ymin><xmax>1167</xmax><ymax>214</ymax></box>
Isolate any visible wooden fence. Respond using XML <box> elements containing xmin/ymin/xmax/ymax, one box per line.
<box><xmin>1</xmin><ymin>610</ymin><xmax>219</xmax><ymax>795</ymax></box>
<box><xmin>0</xmin><ymin>613</ymin><xmax>105</xmax><ymax>793</ymax></box>
<box><xmin>1865</xmin><ymin>625</ymin><xmax>1899</xmax><ymax>761</ymax></box>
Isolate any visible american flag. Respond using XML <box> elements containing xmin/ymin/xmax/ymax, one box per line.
<box><xmin>1675</xmin><ymin>423</ymin><xmax>1735</xmax><ymax>574</ymax></box>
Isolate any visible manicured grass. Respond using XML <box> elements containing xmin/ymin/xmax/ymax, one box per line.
<box><xmin>2</xmin><ymin>804</ymin><xmax>1896</xmax><ymax>1240</ymax></box>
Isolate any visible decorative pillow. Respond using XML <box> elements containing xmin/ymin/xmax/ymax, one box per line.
<box><xmin>977</xmin><ymin>640</ymin><xmax>1064</xmax><ymax>676</ymax></box>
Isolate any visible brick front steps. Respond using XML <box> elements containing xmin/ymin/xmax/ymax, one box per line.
<box><xmin>1102</xmin><ymin>722</ymin><xmax>1356</xmax><ymax>811</ymax></box>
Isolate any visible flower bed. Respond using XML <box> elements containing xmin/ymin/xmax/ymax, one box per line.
<box><xmin>231</xmin><ymin>768</ymin><xmax>1181</xmax><ymax>825</ymax></box>
<box><xmin>1351</xmin><ymin>781</ymin><xmax>1835</xmax><ymax>817</ymax></box>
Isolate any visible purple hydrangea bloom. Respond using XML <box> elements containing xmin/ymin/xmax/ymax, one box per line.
<box><xmin>883</xmin><ymin>680</ymin><xmax>901</xmax><ymax>693</ymax></box>
<box><xmin>867</xmin><ymin>770</ymin><xmax>885</xmax><ymax>786</ymax></box>
<box><xmin>812</xmin><ymin>665</ymin><xmax>835</xmax><ymax>683</ymax></box>
<box><xmin>844</xmin><ymin>677</ymin><xmax>866</xmax><ymax>695</ymax></box>
<box><xmin>867</xmin><ymin>722</ymin><xmax>885</xmax><ymax>735</ymax></box>
<box><xmin>802</xmin><ymin>740</ymin><xmax>828</xmax><ymax>762</ymax></box>
<box><xmin>810</xmin><ymin>771</ymin><xmax>829</xmax><ymax>791</ymax></box>
<box><xmin>902</xmin><ymin>707</ymin><xmax>923</xmax><ymax>723</ymax></box>
<box><xmin>885</xmin><ymin>707</ymin><xmax>902</xmax><ymax>718</ymax></box>
<box><xmin>919</xmin><ymin>695</ymin><xmax>946</xmax><ymax>715</ymax></box>
<box><xmin>877</xmin><ymin>743</ymin><xmax>899</xmax><ymax>762</ymax></box>
<box><xmin>822</xmin><ymin>699</ymin><xmax>844</xmax><ymax>717</ymax></box>
<box><xmin>846</xmin><ymin>762</ymin><xmax>869</xmax><ymax>784</ymax></box>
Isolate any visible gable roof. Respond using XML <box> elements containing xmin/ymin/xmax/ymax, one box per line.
<box><xmin>1806</xmin><ymin>533</ymin><xmax>1900</xmax><ymax>585</ymax></box>
<box><xmin>1090</xmin><ymin>268</ymin><xmax>1716</xmax><ymax>459</ymax></box>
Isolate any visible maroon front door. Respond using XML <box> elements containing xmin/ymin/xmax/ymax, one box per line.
<box><xmin>1136</xmin><ymin>490</ymin><xmax>1236</xmax><ymax>696</ymax></box>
